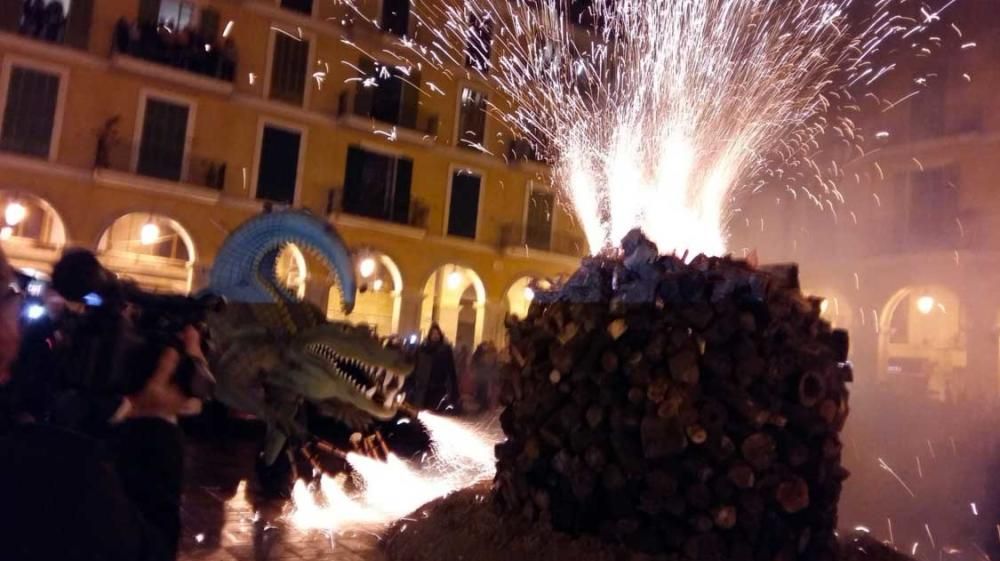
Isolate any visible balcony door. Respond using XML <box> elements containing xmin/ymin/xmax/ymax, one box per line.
<box><xmin>525</xmin><ymin>185</ymin><xmax>554</xmax><ymax>250</ymax></box>
<box><xmin>343</xmin><ymin>146</ymin><xmax>412</xmax><ymax>225</ymax></box>
<box><xmin>136</xmin><ymin>95</ymin><xmax>191</xmax><ymax>182</ymax></box>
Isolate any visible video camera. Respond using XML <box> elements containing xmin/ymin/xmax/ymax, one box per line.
<box><xmin>48</xmin><ymin>249</ymin><xmax>223</xmax><ymax>400</ymax></box>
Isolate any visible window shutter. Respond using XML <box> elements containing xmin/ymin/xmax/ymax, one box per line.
<box><xmin>200</xmin><ymin>7</ymin><xmax>221</xmax><ymax>40</ymax></box>
<box><xmin>392</xmin><ymin>158</ymin><xmax>413</xmax><ymax>224</ymax></box>
<box><xmin>0</xmin><ymin>1</ymin><xmax>20</xmax><ymax>32</ymax></box>
<box><xmin>447</xmin><ymin>173</ymin><xmax>481</xmax><ymax>239</ymax></box>
<box><xmin>64</xmin><ymin>0</ymin><xmax>94</xmax><ymax>49</ymax></box>
<box><xmin>342</xmin><ymin>146</ymin><xmax>367</xmax><ymax>215</ymax></box>
<box><xmin>138</xmin><ymin>0</ymin><xmax>162</xmax><ymax>26</ymax></box>
<box><xmin>399</xmin><ymin>68</ymin><xmax>420</xmax><ymax>130</ymax></box>
<box><xmin>353</xmin><ymin>57</ymin><xmax>376</xmax><ymax>117</ymax></box>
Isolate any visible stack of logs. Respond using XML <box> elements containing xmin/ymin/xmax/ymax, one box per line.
<box><xmin>495</xmin><ymin>231</ymin><xmax>852</xmax><ymax>561</ymax></box>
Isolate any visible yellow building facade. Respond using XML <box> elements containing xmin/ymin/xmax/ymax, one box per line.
<box><xmin>0</xmin><ymin>0</ymin><xmax>587</xmax><ymax>347</ymax></box>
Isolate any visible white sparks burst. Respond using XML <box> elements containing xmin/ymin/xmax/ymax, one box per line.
<box><xmin>288</xmin><ymin>413</ymin><xmax>500</xmax><ymax>534</ymax></box>
<box><xmin>333</xmin><ymin>0</ymin><xmax>957</xmax><ymax>256</ymax></box>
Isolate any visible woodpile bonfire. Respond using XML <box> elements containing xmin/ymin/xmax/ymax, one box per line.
<box><xmin>387</xmin><ymin>230</ymin><xmax>861</xmax><ymax>561</ymax></box>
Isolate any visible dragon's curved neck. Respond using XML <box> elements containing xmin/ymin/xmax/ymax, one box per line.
<box><xmin>208</xmin><ymin>211</ymin><xmax>357</xmax><ymax>319</ymax></box>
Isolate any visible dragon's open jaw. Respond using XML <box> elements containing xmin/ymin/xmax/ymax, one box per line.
<box><xmin>304</xmin><ymin>343</ymin><xmax>407</xmax><ymax>415</ymax></box>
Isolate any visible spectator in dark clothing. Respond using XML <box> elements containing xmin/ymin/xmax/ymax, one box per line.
<box><xmin>470</xmin><ymin>341</ymin><xmax>500</xmax><ymax>411</ymax></box>
<box><xmin>0</xmin><ymin>238</ymin><xmax>205</xmax><ymax>560</ymax></box>
<box><xmin>410</xmin><ymin>324</ymin><xmax>460</xmax><ymax>412</ymax></box>
<box><xmin>0</xmin><ymin>418</ymin><xmax>183</xmax><ymax>561</ymax></box>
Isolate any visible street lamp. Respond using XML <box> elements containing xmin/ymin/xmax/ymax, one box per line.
<box><xmin>916</xmin><ymin>295</ymin><xmax>936</xmax><ymax>315</ymax></box>
<box><xmin>140</xmin><ymin>222</ymin><xmax>161</xmax><ymax>246</ymax></box>
<box><xmin>359</xmin><ymin>256</ymin><xmax>376</xmax><ymax>279</ymax></box>
<box><xmin>5</xmin><ymin>202</ymin><xmax>26</xmax><ymax>227</ymax></box>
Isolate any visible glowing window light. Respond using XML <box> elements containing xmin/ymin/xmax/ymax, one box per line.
<box><xmin>140</xmin><ymin>222</ymin><xmax>161</xmax><ymax>246</ymax></box>
<box><xmin>359</xmin><ymin>257</ymin><xmax>377</xmax><ymax>279</ymax></box>
<box><xmin>916</xmin><ymin>295</ymin><xmax>936</xmax><ymax>315</ymax></box>
<box><xmin>5</xmin><ymin>202</ymin><xmax>26</xmax><ymax>227</ymax></box>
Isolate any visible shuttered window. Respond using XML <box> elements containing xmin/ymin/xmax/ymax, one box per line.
<box><xmin>256</xmin><ymin>125</ymin><xmax>302</xmax><ymax>204</ymax></box>
<box><xmin>137</xmin><ymin>97</ymin><xmax>190</xmax><ymax>181</ymax></box>
<box><xmin>342</xmin><ymin>146</ymin><xmax>412</xmax><ymax>225</ymax></box>
<box><xmin>270</xmin><ymin>33</ymin><xmax>309</xmax><ymax>105</ymax></box>
<box><xmin>280</xmin><ymin>0</ymin><xmax>313</xmax><ymax>15</ymax></box>
<box><xmin>0</xmin><ymin>66</ymin><xmax>60</xmax><ymax>158</ymax></box>
<box><xmin>457</xmin><ymin>88</ymin><xmax>487</xmax><ymax>149</ymax></box>
<box><xmin>525</xmin><ymin>187</ymin><xmax>554</xmax><ymax>250</ymax></box>
<box><xmin>380</xmin><ymin>0</ymin><xmax>409</xmax><ymax>37</ymax></box>
<box><xmin>447</xmin><ymin>171</ymin><xmax>482</xmax><ymax>239</ymax></box>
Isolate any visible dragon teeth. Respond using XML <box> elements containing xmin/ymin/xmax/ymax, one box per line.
<box><xmin>365</xmin><ymin>386</ymin><xmax>376</xmax><ymax>399</ymax></box>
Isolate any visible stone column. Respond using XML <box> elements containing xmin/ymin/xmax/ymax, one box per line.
<box><xmin>965</xmin><ymin>304</ymin><xmax>1000</xmax><ymax>399</ymax></box>
<box><xmin>305</xmin><ymin>278</ymin><xmax>331</xmax><ymax>313</ymax></box>
<box><xmin>480</xmin><ymin>299</ymin><xmax>509</xmax><ymax>344</ymax></box>
<box><xmin>396</xmin><ymin>288</ymin><xmax>426</xmax><ymax>338</ymax></box>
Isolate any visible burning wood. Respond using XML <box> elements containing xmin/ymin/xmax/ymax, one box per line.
<box><xmin>495</xmin><ymin>230</ymin><xmax>853</xmax><ymax>559</ymax></box>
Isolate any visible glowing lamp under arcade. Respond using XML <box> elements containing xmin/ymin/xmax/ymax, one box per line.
<box><xmin>359</xmin><ymin>257</ymin><xmax>377</xmax><ymax>279</ymax></box>
<box><xmin>139</xmin><ymin>222</ymin><xmax>161</xmax><ymax>246</ymax></box>
<box><xmin>447</xmin><ymin>270</ymin><xmax>463</xmax><ymax>290</ymax></box>
<box><xmin>916</xmin><ymin>295</ymin><xmax>936</xmax><ymax>315</ymax></box>
<box><xmin>5</xmin><ymin>202</ymin><xmax>26</xmax><ymax>227</ymax></box>
<box><xmin>523</xmin><ymin>286</ymin><xmax>535</xmax><ymax>302</ymax></box>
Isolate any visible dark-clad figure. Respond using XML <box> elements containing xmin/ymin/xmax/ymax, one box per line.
<box><xmin>409</xmin><ymin>324</ymin><xmax>460</xmax><ymax>412</ymax></box>
<box><xmin>0</xmin><ymin>246</ymin><xmax>208</xmax><ymax>560</ymax></box>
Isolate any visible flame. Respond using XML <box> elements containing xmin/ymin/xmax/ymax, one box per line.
<box><xmin>288</xmin><ymin>413</ymin><xmax>501</xmax><ymax>533</ymax></box>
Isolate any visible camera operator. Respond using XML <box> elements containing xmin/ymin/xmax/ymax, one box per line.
<box><xmin>0</xmin><ymin>249</ymin><xmax>211</xmax><ymax>561</ymax></box>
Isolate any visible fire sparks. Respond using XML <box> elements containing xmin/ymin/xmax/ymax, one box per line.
<box><xmin>288</xmin><ymin>413</ymin><xmax>500</xmax><ymax>533</ymax></box>
<box><xmin>334</xmin><ymin>0</ymin><xmax>958</xmax><ymax>256</ymax></box>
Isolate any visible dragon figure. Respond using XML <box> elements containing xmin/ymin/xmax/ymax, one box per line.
<box><xmin>200</xmin><ymin>210</ymin><xmax>414</xmax><ymax>465</ymax></box>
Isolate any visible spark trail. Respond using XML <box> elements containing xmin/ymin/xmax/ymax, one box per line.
<box><xmin>340</xmin><ymin>0</ymin><xmax>957</xmax><ymax>256</ymax></box>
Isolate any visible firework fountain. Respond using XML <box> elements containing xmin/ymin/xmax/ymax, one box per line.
<box><xmin>285</xmin><ymin>0</ymin><xmax>965</xmax><ymax>558</ymax></box>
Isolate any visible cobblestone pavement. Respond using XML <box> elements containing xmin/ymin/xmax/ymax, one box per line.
<box><xmin>176</xmin><ymin>428</ymin><xmax>387</xmax><ymax>561</ymax></box>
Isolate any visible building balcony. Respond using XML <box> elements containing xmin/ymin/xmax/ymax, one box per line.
<box><xmin>326</xmin><ymin>187</ymin><xmax>429</xmax><ymax>235</ymax></box>
<box><xmin>96</xmin><ymin>141</ymin><xmax>227</xmax><ymax>193</ymax></box>
<box><xmin>111</xmin><ymin>19</ymin><xmax>236</xmax><ymax>84</ymax></box>
<box><xmin>507</xmin><ymin>137</ymin><xmax>551</xmax><ymax>170</ymax></box>
<box><xmin>0</xmin><ymin>2</ymin><xmax>90</xmax><ymax>50</ymax></box>
<box><xmin>336</xmin><ymin>90</ymin><xmax>439</xmax><ymax>141</ymax></box>
<box><xmin>498</xmin><ymin>222</ymin><xmax>587</xmax><ymax>259</ymax></box>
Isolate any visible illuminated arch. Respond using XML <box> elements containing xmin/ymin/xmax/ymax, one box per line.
<box><xmin>328</xmin><ymin>250</ymin><xmax>405</xmax><ymax>336</ymax></box>
<box><xmin>877</xmin><ymin>284</ymin><xmax>965</xmax><ymax>401</ymax></box>
<box><xmin>420</xmin><ymin>264</ymin><xmax>487</xmax><ymax>348</ymax></box>
<box><xmin>504</xmin><ymin>275</ymin><xmax>544</xmax><ymax>319</ymax></box>
<box><xmin>0</xmin><ymin>192</ymin><xmax>68</xmax><ymax>247</ymax></box>
<box><xmin>0</xmin><ymin>191</ymin><xmax>70</xmax><ymax>275</ymax></box>
<box><xmin>97</xmin><ymin>212</ymin><xmax>197</xmax><ymax>293</ymax></box>
<box><xmin>276</xmin><ymin>243</ymin><xmax>308</xmax><ymax>299</ymax></box>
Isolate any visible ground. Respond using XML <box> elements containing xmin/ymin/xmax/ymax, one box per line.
<box><xmin>177</xmin><ymin>424</ymin><xmax>386</xmax><ymax>561</ymax></box>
